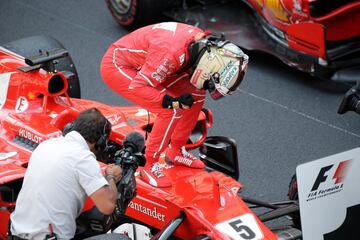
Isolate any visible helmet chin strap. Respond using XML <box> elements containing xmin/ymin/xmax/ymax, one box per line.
<box><xmin>203</xmin><ymin>80</ymin><xmax>214</xmax><ymax>91</ymax></box>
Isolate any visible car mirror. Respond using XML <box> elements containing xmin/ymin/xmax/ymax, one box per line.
<box><xmin>199</xmin><ymin>136</ymin><xmax>239</xmax><ymax>180</ymax></box>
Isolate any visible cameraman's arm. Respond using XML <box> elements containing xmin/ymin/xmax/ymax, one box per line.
<box><xmin>90</xmin><ymin>165</ymin><xmax>122</xmax><ymax>215</ymax></box>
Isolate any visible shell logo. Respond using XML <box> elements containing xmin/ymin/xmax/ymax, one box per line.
<box><xmin>266</xmin><ymin>0</ymin><xmax>289</xmax><ymax>22</ymax></box>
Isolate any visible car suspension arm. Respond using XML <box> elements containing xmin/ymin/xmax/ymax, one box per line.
<box><xmin>242</xmin><ymin>196</ymin><xmax>299</xmax><ymax>222</ymax></box>
<box><xmin>151</xmin><ymin>211</ymin><xmax>185</xmax><ymax>240</ymax></box>
<box><xmin>258</xmin><ymin>204</ymin><xmax>299</xmax><ymax>222</ymax></box>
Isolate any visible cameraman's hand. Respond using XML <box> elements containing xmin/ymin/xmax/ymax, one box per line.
<box><xmin>92</xmin><ymin>165</ymin><xmax>122</xmax><ymax>215</ymax></box>
<box><xmin>105</xmin><ymin>165</ymin><xmax>122</xmax><ymax>182</ymax></box>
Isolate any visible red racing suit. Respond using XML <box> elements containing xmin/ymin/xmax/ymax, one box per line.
<box><xmin>100</xmin><ymin>22</ymin><xmax>207</xmax><ymax>163</ymax></box>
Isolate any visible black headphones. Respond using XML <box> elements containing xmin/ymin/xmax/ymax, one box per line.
<box><xmin>63</xmin><ymin>119</ymin><xmax>110</xmax><ymax>152</ymax></box>
<box><xmin>95</xmin><ymin>120</ymin><xmax>110</xmax><ymax>152</ymax></box>
<box><xmin>63</xmin><ymin>122</ymin><xmax>74</xmax><ymax>136</ymax></box>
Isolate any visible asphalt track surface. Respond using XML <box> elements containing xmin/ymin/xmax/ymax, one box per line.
<box><xmin>1</xmin><ymin>0</ymin><xmax>359</xmax><ymax>203</ymax></box>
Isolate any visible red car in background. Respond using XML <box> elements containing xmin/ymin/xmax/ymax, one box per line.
<box><xmin>106</xmin><ymin>0</ymin><xmax>360</xmax><ymax>84</ymax></box>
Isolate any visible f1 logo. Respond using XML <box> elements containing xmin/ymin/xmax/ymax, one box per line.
<box><xmin>311</xmin><ymin>165</ymin><xmax>333</xmax><ymax>191</ymax></box>
<box><xmin>311</xmin><ymin>160</ymin><xmax>350</xmax><ymax>191</ymax></box>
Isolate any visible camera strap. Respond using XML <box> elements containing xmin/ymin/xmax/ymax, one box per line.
<box><xmin>44</xmin><ymin>224</ymin><xmax>57</xmax><ymax>240</ymax></box>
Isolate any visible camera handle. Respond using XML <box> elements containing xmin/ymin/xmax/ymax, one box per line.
<box><xmin>113</xmin><ymin>165</ymin><xmax>137</xmax><ymax>218</ymax></box>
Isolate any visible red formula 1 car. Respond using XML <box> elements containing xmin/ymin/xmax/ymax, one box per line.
<box><xmin>0</xmin><ymin>36</ymin><xmax>303</xmax><ymax>240</ymax></box>
<box><xmin>106</xmin><ymin>0</ymin><xmax>360</xmax><ymax>84</ymax></box>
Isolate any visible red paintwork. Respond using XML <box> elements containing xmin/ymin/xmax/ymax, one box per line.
<box><xmin>246</xmin><ymin>0</ymin><xmax>360</xmax><ymax>59</ymax></box>
<box><xmin>125</xmin><ymin>167</ymin><xmax>277</xmax><ymax>239</ymax></box>
<box><xmin>287</xmin><ymin>22</ymin><xmax>325</xmax><ymax>58</ymax></box>
<box><xmin>0</xmin><ymin>47</ymin><xmax>278</xmax><ymax>239</ymax></box>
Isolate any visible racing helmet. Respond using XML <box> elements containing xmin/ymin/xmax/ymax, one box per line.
<box><xmin>189</xmin><ymin>36</ymin><xmax>249</xmax><ymax>100</ymax></box>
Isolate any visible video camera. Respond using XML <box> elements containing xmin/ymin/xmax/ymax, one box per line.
<box><xmin>105</xmin><ymin>132</ymin><xmax>146</xmax><ymax>217</ymax></box>
<box><xmin>338</xmin><ymin>82</ymin><xmax>360</xmax><ymax>115</ymax></box>
<box><xmin>75</xmin><ymin>132</ymin><xmax>146</xmax><ymax>238</ymax></box>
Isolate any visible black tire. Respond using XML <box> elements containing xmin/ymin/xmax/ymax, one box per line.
<box><xmin>83</xmin><ymin>233</ymin><xmax>131</xmax><ymax>240</ymax></box>
<box><xmin>2</xmin><ymin>35</ymin><xmax>81</xmax><ymax>98</ymax></box>
<box><xmin>288</xmin><ymin>174</ymin><xmax>302</xmax><ymax>230</ymax></box>
<box><xmin>105</xmin><ymin>0</ymin><xmax>180</xmax><ymax>30</ymax></box>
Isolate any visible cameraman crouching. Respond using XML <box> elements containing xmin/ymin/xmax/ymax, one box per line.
<box><xmin>9</xmin><ymin>108</ymin><xmax>122</xmax><ymax>240</ymax></box>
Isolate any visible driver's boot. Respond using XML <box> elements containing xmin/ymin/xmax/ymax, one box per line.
<box><xmin>140</xmin><ymin>162</ymin><xmax>172</xmax><ymax>188</ymax></box>
<box><xmin>165</xmin><ymin>145</ymin><xmax>205</xmax><ymax>169</ymax></box>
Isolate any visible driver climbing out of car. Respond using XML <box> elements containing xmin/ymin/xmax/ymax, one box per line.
<box><xmin>9</xmin><ymin>108</ymin><xmax>123</xmax><ymax>240</ymax></box>
<box><xmin>101</xmin><ymin>22</ymin><xmax>248</xmax><ymax>188</ymax></box>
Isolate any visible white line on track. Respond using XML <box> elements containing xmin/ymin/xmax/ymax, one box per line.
<box><xmin>238</xmin><ymin>89</ymin><xmax>360</xmax><ymax>139</ymax></box>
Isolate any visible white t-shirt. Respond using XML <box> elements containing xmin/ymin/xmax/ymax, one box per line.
<box><xmin>11</xmin><ymin>131</ymin><xmax>108</xmax><ymax>240</ymax></box>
